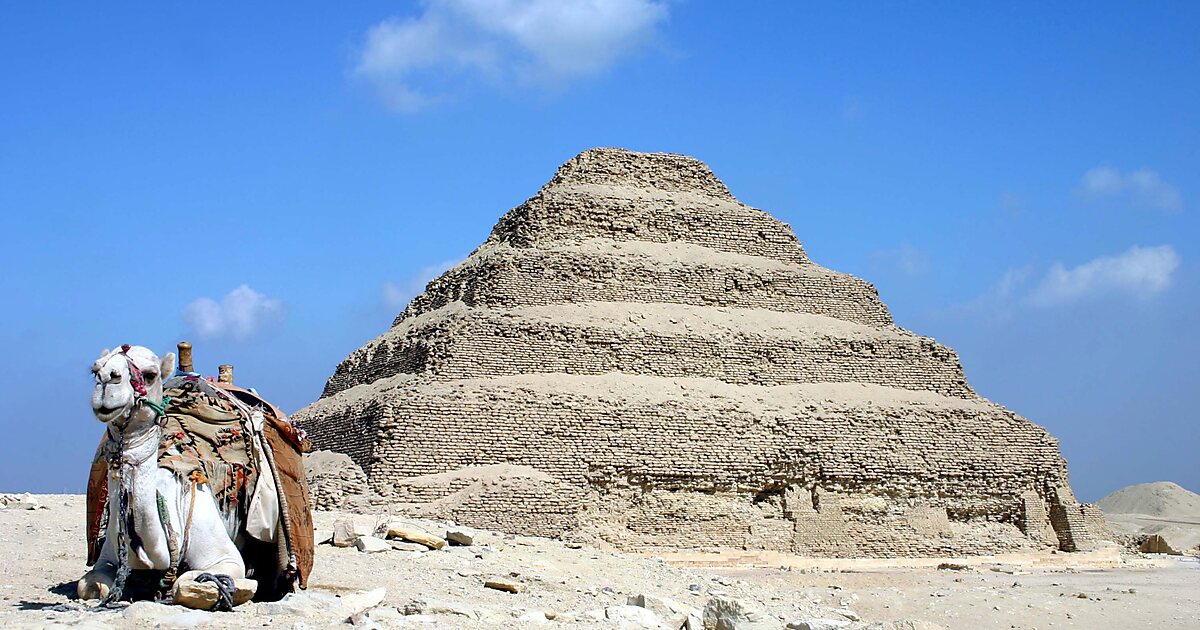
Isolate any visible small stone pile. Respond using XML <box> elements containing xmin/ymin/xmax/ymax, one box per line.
<box><xmin>304</xmin><ymin>450</ymin><xmax>378</xmax><ymax>511</ymax></box>
<box><xmin>0</xmin><ymin>493</ymin><xmax>46</xmax><ymax>510</ymax></box>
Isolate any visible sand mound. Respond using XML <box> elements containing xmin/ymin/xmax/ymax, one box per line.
<box><xmin>1097</xmin><ymin>481</ymin><xmax>1200</xmax><ymax>518</ymax></box>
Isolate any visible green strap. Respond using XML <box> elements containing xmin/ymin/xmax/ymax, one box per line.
<box><xmin>143</xmin><ymin>395</ymin><xmax>171</xmax><ymax>418</ymax></box>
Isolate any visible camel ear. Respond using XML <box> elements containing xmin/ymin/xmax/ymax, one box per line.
<box><xmin>99</xmin><ymin>348</ymin><xmax>110</xmax><ymax>360</ymax></box>
<box><xmin>160</xmin><ymin>352</ymin><xmax>176</xmax><ymax>381</ymax></box>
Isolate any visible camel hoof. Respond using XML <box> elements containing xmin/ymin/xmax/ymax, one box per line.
<box><xmin>76</xmin><ymin>577</ymin><xmax>111</xmax><ymax>601</ymax></box>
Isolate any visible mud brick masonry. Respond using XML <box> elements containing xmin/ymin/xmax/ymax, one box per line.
<box><xmin>295</xmin><ymin>148</ymin><xmax>1110</xmax><ymax>556</ymax></box>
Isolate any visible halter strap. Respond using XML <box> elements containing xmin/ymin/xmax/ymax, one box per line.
<box><xmin>119</xmin><ymin>344</ymin><xmax>148</xmax><ymax>397</ymax></box>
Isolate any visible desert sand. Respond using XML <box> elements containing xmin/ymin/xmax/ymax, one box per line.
<box><xmin>1</xmin><ymin>495</ymin><xmax>1197</xmax><ymax>629</ymax></box>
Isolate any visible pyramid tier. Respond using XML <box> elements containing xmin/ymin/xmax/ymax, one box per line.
<box><xmin>490</xmin><ymin>184</ymin><xmax>808</xmax><ymax>264</ymax></box>
<box><xmin>299</xmin><ymin>373</ymin><xmax>1066</xmax><ymax>518</ymax></box>
<box><xmin>326</xmin><ymin>302</ymin><xmax>970</xmax><ymax>398</ymax></box>
<box><xmin>398</xmin><ymin>240</ymin><xmax>892</xmax><ymax>329</ymax></box>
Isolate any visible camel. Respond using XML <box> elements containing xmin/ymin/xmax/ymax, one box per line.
<box><xmin>78</xmin><ymin>344</ymin><xmax>311</xmax><ymax>608</ymax></box>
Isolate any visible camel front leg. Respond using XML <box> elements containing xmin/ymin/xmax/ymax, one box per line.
<box><xmin>77</xmin><ymin>533</ymin><xmax>118</xmax><ymax>600</ymax></box>
<box><xmin>171</xmin><ymin>484</ymin><xmax>255</xmax><ymax>609</ymax></box>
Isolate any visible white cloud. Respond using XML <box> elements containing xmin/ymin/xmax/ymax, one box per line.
<box><xmin>182</xmin><ymin>285</ymin><xmax>286</xmax><ymax>342</ymax></box>
<box><xmin>383</xmin><ymin>258</ymin><xmax>464</xmax><ymax>311</ymax></box>
<box><xmin>1028</xmin><ymin>245</ymin><xmax>1180</xmax><ymax>307</ymax></box>
<box><xmin>1077</xmin><ymin>166</ymin><xmax>1183</xmax><ymax>213</ymax></box>
<box><xmin>870</xmin><ymin>242</ymin><xmax>928</xmax><ymax>276</ymax></box>
<box><xmin>356</xmin><ymin>0</ymin><xmax>669</xmax><ymax>111</ymax></box>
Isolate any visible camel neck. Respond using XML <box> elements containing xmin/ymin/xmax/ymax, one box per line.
<box><xmin>110</xmin><ymin>407</ymin><xmax>162</xmax><ymax>467</ymax></box>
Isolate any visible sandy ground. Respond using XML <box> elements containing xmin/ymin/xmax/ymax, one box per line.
<box><xmin>1</xmin><ymin>495</ymin><xmax>1198</xmax><ymax>629</ymax></box>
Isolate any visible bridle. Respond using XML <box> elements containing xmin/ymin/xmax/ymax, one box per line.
<box><xmin>101</xmin><ymin>344</ymin><xmax>169</xmax><ymax>429</ymax></box>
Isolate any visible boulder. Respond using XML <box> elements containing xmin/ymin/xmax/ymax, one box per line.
<box><xmin>786</xmin><ymin>620</ymin><xmax>852</xmax><ymax>630</ymax></box>
<box><xmin>381</xmin><ymin>523</ymin><xmax>447</xmax><ymax>550</ymax></box>
<box><xmin>605</xmin><ymin>604</ymin><xmax>669</xmax><ymax>629</ymax></box>
<box><xmin>445</xmin><ymin>528</ymin><xmax>476</xmax><ymax>546</ymax></box>
<box><xmin>256</xmin><ymin>587</ymin><xmax>386</xmax><ymax>619</ymax></box>
<box><xmin>356</xmin><ymin>535</ymin><xmax>392</xmax><ymax>553</ymax></box>
<box><xmin>171</xmin><ymin>578</ymin><xmax>256</xmax><ymax>610</ymax></box>
<box><xmin>628</xmin><ymin>593</ymin><xmax>700</xmax><ymax>628</ymax></box>
<box><xmin>333</xmin><ymin>518</ymin><xmax>359</xmax><ymax>547</ymax></box>
<box><xmin>703</xmin><ymin>596</ymin><xmax>775</xmax><ymax>630</ymax></box>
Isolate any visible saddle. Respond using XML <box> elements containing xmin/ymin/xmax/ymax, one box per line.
<box><xmin>85</xmin><ymin>375</ymin><xmax>314</xmax><ymax>590</ymax></box>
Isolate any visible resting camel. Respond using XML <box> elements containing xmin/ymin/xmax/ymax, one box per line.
<box><xmin>79</xmin><ymin>344</ymin><xmax>312</xmax><ymax>608</ymax></box>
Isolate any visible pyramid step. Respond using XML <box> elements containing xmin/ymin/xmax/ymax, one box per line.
<box><xmin>298</xmin><ymin>373</ymin><xmax>1064</xmax><ymax>513</ymax></box>
<box><xmin>325</xmin><ymin>303</ymin><xmax>970</xmax><ymax>398</ymax></box>
<box><xmin>492</xmin><ymin>185</ymin><xmax>808</xmax><ymax>264</ymax></box>
<box><xmin>397</xmin><ymin>239</ymin><xmax>892</xmax><ymax>329</ymax></box>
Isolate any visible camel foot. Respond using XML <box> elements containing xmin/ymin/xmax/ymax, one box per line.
<box><xmin>77</xmin><ymin>570</ymin><xmax>114</xmax><ymax>601</ymax></box>
<box><xmin>171</xmin><ymin>576</ymin><xmax>257</xmax><ymax>610</ymax></box>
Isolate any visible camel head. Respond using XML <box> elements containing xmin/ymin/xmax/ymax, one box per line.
<box><xmin>91</xmin><ymin>345</ymin><xmax>176</xmax><ymax>425</ymax></box>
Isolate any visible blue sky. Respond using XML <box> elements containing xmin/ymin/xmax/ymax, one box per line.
<box><xmin>1</xmin><ymin>2</ymin><xmax>1195</xmax><ymax>500</ymax></box>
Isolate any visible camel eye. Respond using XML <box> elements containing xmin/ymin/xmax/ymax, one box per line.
<box><xmin>142</xmin><ymin>371</ymin><xmax>157</xmax><ymax>383</ymax></box>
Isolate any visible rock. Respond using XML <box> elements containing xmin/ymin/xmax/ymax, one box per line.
<box><xmin>703</xmin><ymin>596</ymin><xmax>775</xmax><ymax>630</ymax></box>
<box><xmin>858</xmin><ymin>622</ymin><xmax>948</xmax><ymax>630</ymax></box>
<box><xmin>382</xmin><ymin>523</ymin><xmax>447</xmax><ymax>550</ymax></box>
<box><xmin>123</xmin><ymin>601</ymin><xmax>187</xmax><ymax>623</ymax></box>
<box><xmin>445</xmin><ymin>528</ymin><xmax>475</xmax><ymax>546</ymax></box>
<box><xmin>935</xmin><ymin>562</ymin><xmax>968</xmax><ymax>571</ymax></box>
<box><xmin>517</xmin><ymin>610</ymin><xmax>553</xmax><ymax>624</ymax></box>
<box><xmin>787</xmin><ymin>620</ymin><xmax>852</xmax><ymax>630</ymax></box>
<box><xmin>356</xmin><ymin>535</ymin><xmax>392</xmax><ymax>553</ymax></box>
<box><xmin>314</xmin><ymin>529</ymin><xmax>333</xmax><ymax>545</ymax></box>
<box><xmin>835</xmin><ymin>608</ymin><xmax>861</xmax><ymax>621</ymax></box>
<box><xmin>333</xmin><ymin>518</ymin><xmax>359</xmax><ymax>547</ymax></box>
<box><xmin>605</xmin><ymin>604</ymin><xmax>669</xmax><ymax>629</ymax></box>
<box><xmin>256</xmin><ymin>587</ymin><xmax>387</xmax><ymax>618</ymax></box>
<box><xmin>403</xmin><ymin>599</ymin><xmax>485</xmax><ymax>619</ymax></box>
<box><xmin>170</xmin><ymin>577</ymin><xmax>256</xmax><ymax>610</ymax></box>
<box><xmin>627</xmin><ymin>593</ymin><xmax>699</xmax><ymax>628</ymax></box>
<box><xmin>484</xmin><ymin>578</ymin><xmax>523</xmax><ymax>593</ymax></box>
<box><xmin>389</xmin><ymin>540</ymin><xmax>429</xmax><ymax>552</ymax></box>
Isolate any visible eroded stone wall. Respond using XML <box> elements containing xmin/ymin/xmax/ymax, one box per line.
<box><xmin>295</xmin><ymin>148</ymin><xmax>1102</xmax><ymax>556</ymax></box>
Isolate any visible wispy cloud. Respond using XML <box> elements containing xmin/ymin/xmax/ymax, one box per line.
<box><xmin>355</xmin><ymin>0</ymin><xmax>670</xmax><ymax>112</ymax></box>
<box><xmin>1076</xmin><ymin>166</ymin><xmax>1183</xmax><ymax>213</ymax></box>
<box><xmin>870</xmin><ymin>242</ymin><xmax>928</xmax><ymax>276</ymax></box>
<box><xmin>941</xmin><ymin>245</ymin><xmax>1180</xmax><ymax>320</ymax></box>
<box><xmin>1028</xmin><ymin>245</ymin><xmax>1180</xmax><ymax>307</ymax></box>
<box><xmin>382</xmin><ymin>258</ymin><xmax>464</xmax><ymax>311</ymax></box>
<box><xmin>182</xmin><ymin>285</ymin><xmax>286</xmax><ymax>342</ymax></box>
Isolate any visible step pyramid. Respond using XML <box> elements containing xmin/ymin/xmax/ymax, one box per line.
<box><xmin>295</xmin><ymin>148</ymin><xmax>1108</xmax><ymax>556</ymax></box>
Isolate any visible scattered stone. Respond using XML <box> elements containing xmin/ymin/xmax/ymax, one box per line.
<box><xmin>703</xmin><ymin>596</ymin><xmax>775</xmax><ymax>630</ymax></box>
<box><xmin>936</xmin><ymin>563</ymin><xmax>968</xmax><ymax>571</ymax></box>
<box><xmin>484</xmin><ymin>578</ymin><xmax>523</xmax><ymax>593</ymax></box>
<box><xmin>256</xmin><ymin>587</ymin><xmax>386</xmax><ymax>618</ymax></box>
<box><xmin>0</xmin><ymin>493</ymin><xmax>45</xmax><ymax>510</ymax></box>
<box><xmin>170</xmin><ymin>578</ymin><xmax>256</xmax><ymax>610</ymax></box>
<box><xmin>605</xmin><ymin>604</ymin><xmax>667</xmax><ymax>628</ymax></box>
<box><xmin>381</xmin><ymin>523</ymin><xmax>447</xmax><ymax>550</ymax></box>
<box><xmin>787</xmin><ymin>620</ymin><xmax>852</xmax><ymax>630</ymax></box>
<box><xmin>628</xmin><ymin>593</ymin><xmax>700</xmax><ymax>628</ymax></box>
<box><xmin>333</xmin><ymin>518</ymin><xmax>359</xmax><ymax>548</ymax></box>
<box><xmin>445</xmin><ymin>528</ymin><xmax>475</xmax><ymax>546</ymax></box>
<box><xmin>834</xmin><ymin>608</ymin><xmax>861</xmax><ymax>621</ymax></box>
<box><xmin>356</xmin><ymin>535</ymin><xmax>392</xmax><ymax>553</ymax></box>
<box><xmin>404</xmin><ymin>599</ymin><xmax>484</xmax><ymax>619</ymax></box>
<box><xmin>390</xmin><ymin>540</ymin><xmax>429</xmax><ymax>552</ymax></box>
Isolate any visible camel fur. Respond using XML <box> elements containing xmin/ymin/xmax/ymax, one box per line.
<box><xmin>78</xmin><ymin>345</ymin><xmax>253</xmax><ymax>606</ymax></box>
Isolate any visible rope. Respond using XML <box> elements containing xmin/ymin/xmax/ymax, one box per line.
<box><xmin>193</xmin><ymin>572</ymin><xmax>237</xmax><ymax>612</ymax></box>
